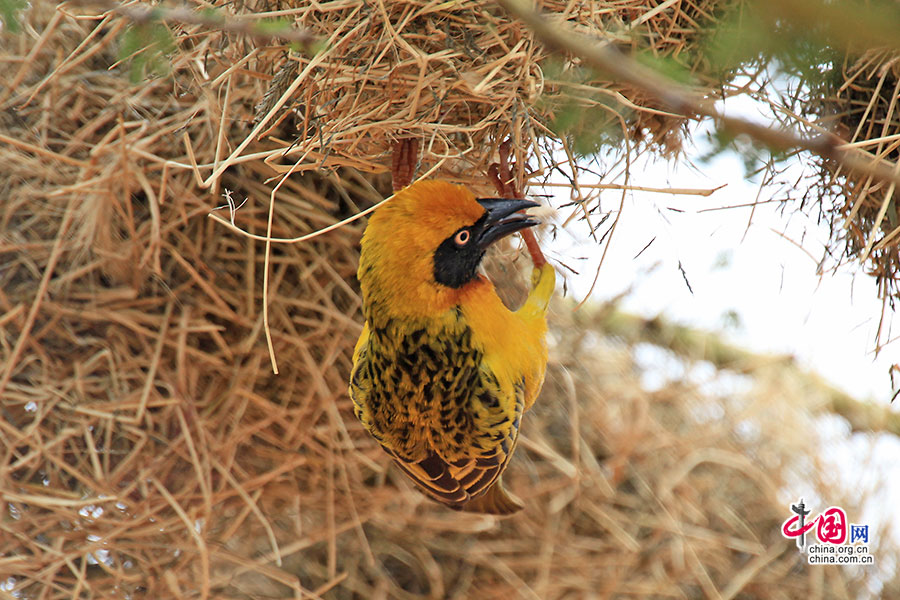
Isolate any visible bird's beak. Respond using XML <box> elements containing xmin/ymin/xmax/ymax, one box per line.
<box><xmin>475</xmin><ymin>198</ymin><xmax>540</xmax><ymax>249</ymax></box>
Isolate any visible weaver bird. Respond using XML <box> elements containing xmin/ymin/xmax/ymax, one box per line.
<box><xmin>349</xmin><ymin>180</ymin><xmax>555</xmax><ymax>514</ymax></box>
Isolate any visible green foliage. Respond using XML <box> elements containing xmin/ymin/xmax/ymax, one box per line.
<box><xmin>0</xmin><ymin>0</ymin><xmax>27</xmax><ymax>34</ymax></box>
<box><xmin>253</xmin><ymin>17</ymin><xmax>292</xmax><ymax>36</ymax></box>
<box><xmin>115</xmin><ymin>8</ymin><xmax>321</xmax><ymax>83</ymax></box>
<box><xmin>250</xmin><ymin>17</ymin><xmax>326</xmax><ymax>54</ymax></box>
<box><xmin>704</xmin><ymin>8</ymin><xmax>768</xmax><ymax>74</ymax></box>
<box><xmin>539</xmin><ymin>58</ymin><xmax>631</xmax><ymax>158</ymax></box>
<box><xmin>703</xmin><ymin>0</ymin><xmax>900</xmax><ymax>87</ymax></box>
<box><xmin>697</xmin><ymin>126</ymin><xmax>794</xmax><ymax>181</ymax></box>
<box><xmin>293</xmin><ymin>38</ymin><xmax>328</xmax><ymax>55</ymax></box>
<box><xmin>705</xmin><ymin>8</ymin><xmax>837</xmax><ymax>87</ymax></box>
<box><xmin>539</xmin><ymin>25</ymin><xmax>705</xmax><ymax>158</ymax></box>
<box><xmin>550</xmin><ymin>97</ymin><xmax>629</xmax><ymax>158</ymax></box>
<box><xmin>719</xmin><ymin>309</ymin><xmax>742</xmax><ymax>331</ymax></box>
<box><xmin>198</xmin><ymin>7</ymin><xmax>221</xmax><ymax>22</ymax></box>
<box><xmin>634</xmin><ymin>51</ymin><xmax>693</xmax><ymax>86</ymax></box>
<box><xmin>119</xmin><ymin>21</ymin><xmax>177</xmax><ymax>83</ymax></box>
<box><xmin>689</xmin><ymin>0</ymin><xmax>900</xmax><ymax>175</ymax></box>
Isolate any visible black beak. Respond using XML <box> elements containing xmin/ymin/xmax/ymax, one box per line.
<box><xmin>475</xmin><ymin>198</ymin><xmax>540</xmax><ymax>249</ymax></box>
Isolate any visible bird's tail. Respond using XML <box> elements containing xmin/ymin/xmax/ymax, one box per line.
<box><xmin>459</xmin><ymin>480</ymin><xmax>524</xmax><ymax>516</ymax></box>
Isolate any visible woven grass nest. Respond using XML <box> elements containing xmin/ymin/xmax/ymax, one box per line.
<box><xmin>2</xmin><ymin>0</ymin><xmax>896</xmax><ymax>598</ymax></box>
<box><xmin>818</xmin><ymin>47</ymin><xmax>900</xmax><ymax>302</ymax></box>
<box><xmin>248</xmin><ymin>0</ymin><xmax>730</xmax><ymax>190</ymax></box>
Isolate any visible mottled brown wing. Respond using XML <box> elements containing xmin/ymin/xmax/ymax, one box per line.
<box><xmin>387</xmin><ymin>445</ymin><xmax>511</xmax><ymax>509</ymax></box>
<box><xmin>389</xmin><ymin>451</ymin><xmax>469</xmax><ymax>505</ymax></box>
<box><xmin>349</xmin><ymin>326</ymin><xmax>388</xmax><ymax>446</ymax></box>
<box><xmin>385</xmin><ymin>383</ymin><xmax>524</xmax><ymax>510</ymax></box>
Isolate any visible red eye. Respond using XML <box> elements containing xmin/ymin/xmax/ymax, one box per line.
<box><xmin>454</xmin><ymin>229</ymin><xmax>470</xmax><ymax>246</ymax></box>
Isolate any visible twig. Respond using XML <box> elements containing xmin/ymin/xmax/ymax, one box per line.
<box><xmin>576</xmin><ymin>113</ymin><xmax>631</xmax><ymax>308</ymax></box>
<box><xmin>206</xmin><ymin>160</ymin><xmax>447</xmax><ymax>243</ymax></box>
<box><xmin>497</xmin><ymin>0</ymin><xmax>900</xmax><ymax>189</ymax></box>
<box><xmin>0</xmin><ymin>201</ymin><xmax>76</xmax><ymax>398</ymax></box>
<box><xmin>540</xmin><ymin>181</ymin><xmax>726</xmax><ymax>197</ymax></box>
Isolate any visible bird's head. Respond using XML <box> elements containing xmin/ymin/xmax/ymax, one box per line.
<box><xmin>358</xmin><ymin>180</ymin><xmax>538</xmax><ymax>319</ymax></box>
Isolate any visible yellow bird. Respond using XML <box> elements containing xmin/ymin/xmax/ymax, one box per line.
<box><xmin>349</xmin><ymin>180</ymin><xmax>555</xmax><ymax>514</ymax></box>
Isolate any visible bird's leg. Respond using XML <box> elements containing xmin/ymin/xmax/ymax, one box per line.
<box><xmin>391</xmin><ymin>138</ymin><xmax>419</xmax><ymax>192</ymax></box>
<box><xmin>489</xmin><ymin>140</ymin><xmax>546</xmax><ymax>268</ymax></box>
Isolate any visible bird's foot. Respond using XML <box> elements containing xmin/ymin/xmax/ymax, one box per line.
<box><xmin>391</xmin><ymin>138</ymin><xmax>419</xmax><ymax>192</ymax></box>
<box><xmin>488</xmin><ymin>139</ymin><xmax>519</xmax><ymax>198</ymax></box>
<box><xmin>489</xmin><ymin>139</ymin><xmax>546</xmax><ymax>268</ymax></box>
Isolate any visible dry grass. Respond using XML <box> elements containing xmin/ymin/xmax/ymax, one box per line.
<box><xmin>1</xmin><ymin>1</ymin><xmax>896</xmax><ymax>598</ymax></box>
<box><xmin>169</xmin><ymin>0</ymin><xmax>729</xmax><ymax>198</ymax></box>
<box><xmin>246</xmin><ymin>0</ymin><xmax>698</xmax><ymax>178</ymax></box>
<box><xmin>816</xmin><ymin>47</ymin><xmax>900</xmax><ymax>305</ymax></box>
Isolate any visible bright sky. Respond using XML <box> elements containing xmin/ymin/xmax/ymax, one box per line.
<box><xmin>545</xmin><ymin>141</ymin><xmax>896</xmax><ymax>402</ymax></box>
<box><xmin>541</xmin><ymin>123</ymin><xmax>900</xmax><ymax>587</ymax></box>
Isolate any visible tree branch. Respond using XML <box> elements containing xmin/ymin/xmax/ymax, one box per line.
<box><xmin>589</xmin><ymin>305</ymin><xmax>900</xmax><ymax>434</ymax></box>
<box><xmin>497</xmin><ymin>0</ymin><xmax>900</xmax><ymax>188</ymax></box>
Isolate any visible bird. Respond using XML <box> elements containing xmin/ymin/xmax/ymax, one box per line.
<box><xmin>349</xmin><ymin>179</ymin><xmax>555</xmax><ymax>514</ymax></box>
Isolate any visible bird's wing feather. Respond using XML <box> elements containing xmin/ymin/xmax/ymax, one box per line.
<box><xmin>390</xmin><ymin>452</ymin><xmax>469</xmax><ymax>504</ymax></box>
<box><xmin>349</xmin><ymin>324</ymin><xmax>378</xmax><ymax>438</ymax></box>
<box><xmin>387</xmin><ymin>443</ymin><xmax>513</xmax><ymax>509</ymax></box>
<box><xmin>385</xmin><ymin>373</ymin><xmax>525</xmax><ymax>511</ymax></box>
<box><xmin>352</xmin><ymin>322</ymin><xmax>369</xmax><ymax>364</ymax></box>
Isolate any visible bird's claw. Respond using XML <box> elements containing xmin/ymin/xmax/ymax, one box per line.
<box><xmin>392</xmin><ymin>138</ymin><xmax>419</xmax><ymax>192</ymax></box>
<box><xmin>489</xmin><ymin>139</ymin><xmax>546</xmax><ymax>268</ymax></box>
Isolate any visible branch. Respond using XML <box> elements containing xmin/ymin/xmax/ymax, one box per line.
<box><xmin>497</xmin><ymin>0</ymin><xmax>900</xmax><ymax>188</ymax></box>
<box><xmin>589</xmin><ymin>305</ymin><xmax>900</xmax><ymax>434</ymax></box>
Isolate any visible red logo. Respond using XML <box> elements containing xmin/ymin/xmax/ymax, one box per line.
<box><xmin>782</xmin><ymin>505</ymin><xmax>847</xmax><ymax>545</ymax></box>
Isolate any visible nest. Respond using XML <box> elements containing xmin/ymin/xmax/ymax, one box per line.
<box><xmin>2</xmin><ymin>1</ymin><xmax>894</xmax><ymax>598</ymax></box>
<box><xmin>249</xmin><ymin>0</ymin><xmax>731</xmax><ymax>192</ymax></box>
<box><xmin>817</xmin><ymin>47</ymin><xmax>900</xmax><ymax>302</ymax></box>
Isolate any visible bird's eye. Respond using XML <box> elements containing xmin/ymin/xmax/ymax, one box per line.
<box><xmin>454</xmin><ymin>229</ymin><xmax>470</xmax><ymax>246</ymax></box>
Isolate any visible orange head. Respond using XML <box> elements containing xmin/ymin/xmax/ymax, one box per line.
<box><xmin>359</xmin><ymin>180</ymin><xmax>538</xmax><ymax>319</ymax></box>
